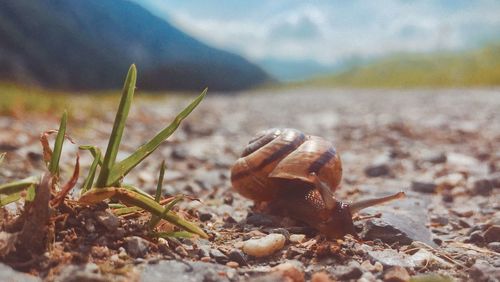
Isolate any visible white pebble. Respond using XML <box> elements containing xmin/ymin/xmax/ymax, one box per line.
<box><xmin>243</xmin><ymin>234</ymin><xmax>286</xmax><ymax>257</ymax></box>
<box><xmin>289</xmin><ymin>234</ymin><xmax>306</xmax><ymax>243</ymax></box>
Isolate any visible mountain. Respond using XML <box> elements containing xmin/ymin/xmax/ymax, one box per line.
<box><xmin>303</xmin><ymin>44</ymin><xmax>500</xmax><ymax>88</ymax></box>
<box><xmin>0</xmin><ymin>0</ymin><xmax>271</xmax><ymax>91</ymax></box>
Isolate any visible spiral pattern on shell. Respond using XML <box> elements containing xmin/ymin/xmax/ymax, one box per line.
<box><xmin>230</xmin><ymin>128</ymin><xmax>342</xmax><ymax>202</ymax></box>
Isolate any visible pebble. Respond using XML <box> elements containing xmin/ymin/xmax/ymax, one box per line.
<box><xmin>209</xmin><ymin>248</ymin><xmax>228</xmax><ymax>263</ymax></box>
<box><xmin>411</xmin><ymin>181</ymin><xmax>437</xmax><ymax>193</ymax></box>
<box><xmin>289</xmin><ymin>234</ymin><xmax>306</xmax><ymax>243</ymax></box>
<box><xmin>54</xmin><ymin>263</ymin><xmax>105</xmax><ymax>282</ymax></box>
<box><xmin>334</xmin><ymin>261</ymin><xmax>363</xmax><ymax>280</ymax></box>
<box><xmin>0</xmin><ymin>263</ymin><xmax>40</xmax><ymax>282</ymax></box>
<box><xmin>483</xmin><ymin>225</ymin><xmax>500</xmax><ymax>243</ymax></box>
<box><xmin>488</xmin><ymin>242</ymin><xmax>500</xmax><ymax>253</ymax></box>
<box><xmin>311</xmin><ymin>272</ymin><xmax>333</xmax><ymax>282</ymax></box>
<box><xmin>408</xmin><ymin>274</ymin><xmax>454</xmax><ymax>282</ymax></box>
<box><xmin>242</xmin><ymin>234</ymin><xmax>286</xmax><ymax>257</ymax></box>
<box><xmin>246</xmin><ymin>213</ymin><xmax>276</xmax><ymax>227</ymax></box>
<box><xmin>422</xmin><ymin>151</ymin><xmax>447</xmax><ymax>164</ymax></box>
<box><xmin>175</xmin><ymin>246</ymin><xmax>189</xmax><ymax>257</ymax></box>
<box><xmin>124</xmin><ymin>236</ymin><xmax>149</xmax><ymax>258</ymax></box>
<box><xmin>361</xmin><ymin>211</ymin><xmax>435</xmax><ymax>247</ymax></box>
<box><xmin>383</xmin><ymin>266</ymin><xmax>410</xmax><ymax>282</ymax></box>
<box><xmin>489</xmin><ymin>172</ymin><xmax>500</xmax><ymax>188</ymax></box>
<box><xmin>141</xmin><ymin>260</ymin><xmax>237</xmax><ymax>282</ymax></box>
<box><xmin>364</xmin><ymin>164</ymin><xmax>391</xmax><ymax>177</ymax></box>
<box><xmin>473</xmin><ymin>179</ymin><xmax>493</xmax><ymax>196</ymax></box>
<box><xmin>436</xmin><ymin>173</ymin><xmax>465</xmax><ymax>189</ymax></box>
<box><xmin>409</xmin><ymin>249</ymin><xmax>452</xmax><ymax>269</ymax></box>
<box><xmin>94</xmin><ymin>210</ymin><xmax>120</xmax><ymax>231</ymax></box>
<box><xmin>360</xmin><ymin>260</ymin><xmax>383</xmax><ymax>273</ymax></box>
<box><xmin>228</xmin><ymin>249</ymin><xmax>248</xmax><ymax>266</ymax></box>
<box><xmin>468</xmin><ymin>230</ymin><xmax>484</xmax><ymax>244</ymax></box>
<box><xmin>199</xmin><ymin>212</ymin><xmax>213</xmax><ymax>222</ymax></box>
<box><xmin>366</xmin><ymin>249</ymin><xmax>415</xmax><ymax>268</ymax></box>
<box><xmin>272</xmin><ymin>261</ymin><xmax>305</xmax><ymax>282</ymax></box>
<box><xmin>226</xmin><ymin>261</ymin><xmax>239</xmax><ymax>268</ymax></box>
<box><xmin>470</xmin><ymin>260</ymin><xmax>500</xmax><ymax>282</ymax></box>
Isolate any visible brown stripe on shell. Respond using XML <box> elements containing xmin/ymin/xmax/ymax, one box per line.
<box><xmin>241</xmin><ymin>129</ymin><xmax>281</xmax><ymax>157</ymax></box>
<box><xmin>307</xmin><ymin>147</ymin><xmax>336</xmax><ymax>174</ymax></box>
<box><xmin>231</xmin><ymin>130</ymin><xmax>305</xmax><ymax>180</ymax></box>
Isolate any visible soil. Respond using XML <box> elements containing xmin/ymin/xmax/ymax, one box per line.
<box><xmin>1</xmin><ymin>88</ymin><xmax>499</xmax><ymax>281</ymax></box>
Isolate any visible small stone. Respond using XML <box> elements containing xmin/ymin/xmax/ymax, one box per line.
<box><xmin>175</xmin><ymin>246</ymin><xmax>188</xmax><ymax>257</ymax></box>
<box><xmin>436</xmin><ymin>173</ymin><xmax>465</xmax><ymax>189</ymax></box>
<box><xmin>360</xmin><ymin>260</ymin><xmax>383</xmax><ymax>273</ymax></box>
<box><xmin>311</xmin><ymin>272</ymin><xmax>332</xmax><ymax>282</ymax></box>
<box><xmin>226</xmin><ymin>261</ymin><xmax>239</xmax><ymax>268</ymax></box>
<box><xmin>408</xmin><ymin>274</ymin><xmax>454</xmax><ymax>282</ymax></box>
<box><xmin>289</xmin><ymin>234</ymin><xmax>306</xmax><ymax>243</ymax></box>
<box><xmin>364</xmin><ymin>164</ymin><xmax>390</xmax><ymax>177</ymax></box>
<box><xmin>242</xmin><ymin>234</ymin><xmax>286</xmax><ymax>257</ymax></box>
<box><xmin>470</xmin><ymin>260</ymin><xmax>500</xmax><ymax>282</ymax></box>
<box><xmin>487</xmin><ymin>242</ymin><xmax>500</xmax><ymax>253</ymax></box>
<box><xmin>124</xmin><ymin>236</ymin><xmax>149</xmax><ymax>258</ymax></box>
<box><xmin>473</xmin><ymin>179</ymin><xmax>493</xmax><ymax>196</ymax></box>
<box><xmin>94</xmin><ymin>210</ymin><xmax>120</xmax><ymax>231</ymax></box>
<box><xmin>272</xmin><ymin>262</ymin><xmax>305</xmax><ymax>282</ymax></box>
<box><xmin>469</xmin><ymin>231</ymin><xmax>484</xmax><ymax>244</ymax></box>
<box><xmin>411</xmin><ymin>181</ymin><xmax>437</xmax><ymax>193</ymax></box>
<box><xmin>483</xmin><ymin>225</ymin><xmax>500</xmax><ymax>243</ymax></box>
<box><xmin>228</xmin><ymin>249</ymin><xmax>248</xmax><ymax>266</ymax></box>
<box><xmin>489</xmin><ymin>172</ymin><xmax>500</xmax><ymax>188</ymax></box>
<box><xmin>367</xmin><ymin>249</ymin><xmax>415</xmax><ymax>268</ymax></box>
<box><xmin>199</xmin><ymin>212</ymin><xmax>213</xmax><ymax>222</ymax></box>
<box><xmin>358</xmin><ymin>272</ymin><xmax>377</xmax><ymax>282</ymax></box>
<box><xmin>246</xmin><ymin>213</ymin><xmax>276</xmax><ymax>226</ymax></box>
<box><xmin>55</xmin><ymin>263</ymin><xmax>105</xmax><ymax>282</ymax></box>
<box><xmin>430</xmin><ymin>215</ymin><xmax>449</xmax><ymax>226</ymax></box>
<box><xmin>334</xmin><ymin>261</ymin><xmax>362</xmax><ymax>280</ymax></box>
<box><xmin>383</xmin><ymin>266</ymin><xmax>410</xmax><ymax>282</ymax></box>
<box><xmin>209</xmin><ymin>248</ymin><xmax>228</xmax><ymax>263</ymax></box>
<box><xmin>409</xmin><ymin>249</ymin><xmax>452</xmax><ymax>269</ymax></box>
<box><xmin>422</xmin><ymin>152</ymin><xmax>447</xmax><ymax>164</ymax></box>
<box><xmin>451</xmin><ymin>207</ymin><xmax>474</xmax><ymax>218</ymax></box>
<box><xmin>0</xmin><ymin>263</ymin><xmax>40</xmax><ymax>282</ymax></box>
<box><xmin>200</xmin><ymin>256</ymin><xmax>211</xmax><ymax>262</ymax></box>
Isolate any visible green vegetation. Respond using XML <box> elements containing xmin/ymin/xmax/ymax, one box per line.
<box><xmin>306</xmin><ymin>44</ymin><xmax>500</xmax><ymax>88</ymax></box>
<box><xmin>0</xmin><ymin>64</ymin><xmax>208</xmax><ymax>241</ymax></box>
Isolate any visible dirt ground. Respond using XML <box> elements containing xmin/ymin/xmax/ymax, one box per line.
<box><xmin>1</xmin><ymin>88</ymin><xmax>499</xmax><ymax>281</ymax></box>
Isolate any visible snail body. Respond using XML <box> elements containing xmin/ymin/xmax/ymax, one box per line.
<box><xmin>231</xmin><ymin>128</ymin><xmax>404</xmax><ymax>238</ymax></box>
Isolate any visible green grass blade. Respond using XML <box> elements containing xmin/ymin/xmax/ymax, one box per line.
<box><xmin>152</xmin><ymin>231</ymin><xmax>193</xmax><ymax>239</ymax></box>
<box><xmin>155</xmin><ymin>160</ymin><xmax>166</xmax><ymax>202</ymax></box>
<box><xmin>0</xmin><ymin>176</ymin><xmax>39</xmax><ymax>195</ymax></box>
<box><xmin>25</xmin><ymin>185</ymin><xmax>36</xmax><ymax>202</ymax></box>
<box><xmin>149</xmin><ymin>195</ymin><xmax>183</xmax><ymax>229</ymax></box>
<box><xmin>79</xmin><ymin>145</ymin><xmax>103</xmax><ymax>166</ymax></box>
<box><xmin>49</xmin><ymin>111</ymin><xmax>67</xmax><ymax>174</ymax></box>
<box><xmin>107</xmin><ymin>88</ymin><xmax>207</xmax><ymax>186</ymax></box>
<box><xmin>79</xmin><ymin>146</ymin><xmax>102</xmax><ymax>194</ymax></box>
<box><xmin>149</xmin><ymin>160</ymin><xmax>167</xmax><ymax>226</ymax></box>
<box><xmin>79</xmin><ymin>187</ymin><xmax>208</xmax><ymax>238</ymax></box>
<box><xmin>0</xmin><ymin>192</ymin><xmax>22</xmax><ymax>207</ymax></box>
<box><xmin>113</xmin><ymin>206</ymin><xmax>142</xmax><ymax>216</ymax></box>
<box><xmin>96</xmin><ymin>65</ymin><xmax>137</xmax><ymax>187</ymax></box>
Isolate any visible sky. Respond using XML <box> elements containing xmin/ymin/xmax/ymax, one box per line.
<box><xmin>135</xmin><ymin>0</ymin><xmax>500</xmax><ymax>67</ymax></box>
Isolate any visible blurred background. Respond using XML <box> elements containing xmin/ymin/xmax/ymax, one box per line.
<box><xmin>1</xmin><ymin>0</ymin><xmax>500</xmax><ymax>112</ymax></box>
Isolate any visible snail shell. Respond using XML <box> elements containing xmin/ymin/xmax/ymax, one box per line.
<box><xmin>230</xmin><ymin>128</ymin><xmax>342</xmax><ymax>202</ymax></box>
<box><xmin>231</xmin><ymin>128</ymin><xmax>405</xmax><ymax>238</ymax></box>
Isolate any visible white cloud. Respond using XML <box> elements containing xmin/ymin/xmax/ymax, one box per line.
<box><xmin>136</xmin><ymin>0</ymin><xmax>500</xmax><ymax>65</ymax></box>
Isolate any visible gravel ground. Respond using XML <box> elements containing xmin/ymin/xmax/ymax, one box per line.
<box><xmin>1</xmin><ymin>88</ymin><xmax>499</xmax><ymax>281</ymax></box>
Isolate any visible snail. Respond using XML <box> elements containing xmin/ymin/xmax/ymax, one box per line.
<box><xmin>230</xmin><ymin>128</ymin><xmax>405</xmax><ymax>238</ymax></box>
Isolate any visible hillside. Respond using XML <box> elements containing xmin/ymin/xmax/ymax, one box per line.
<box><xmin>306</xmin><ymin>44</ymin><xmax>500</xmax><ymax>88</ymax></box>
<box><xmin>0</xmin><ymin>0</ymin><xmax>271</xmax><ymax>91</ymax></box>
